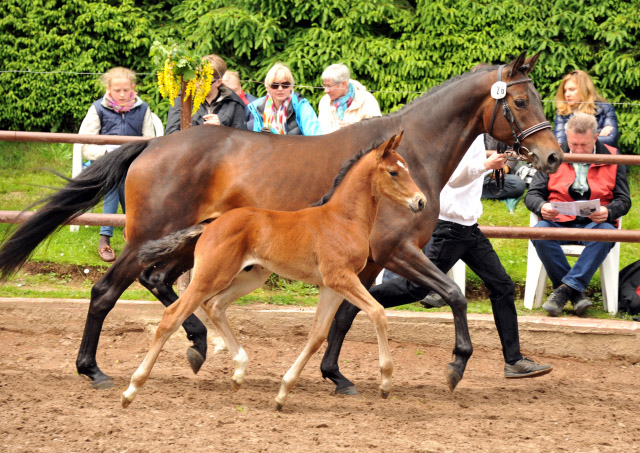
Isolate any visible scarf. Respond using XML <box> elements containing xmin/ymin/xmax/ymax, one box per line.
<box><xmin>263</xmin><ymin>94</ymin><xmax>290</xmax><ymax>134</ymax></box>
<box><xmin>105</xmin><ymin>91</ymin><xmax>136</xmax><ymax>113</ymax></box>
<box><xmin>333</xmin><ymin>82</ymin><xmax>354</xmax><ymax>121</ymax></box>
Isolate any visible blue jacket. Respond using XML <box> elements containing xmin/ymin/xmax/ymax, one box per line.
<box><xmin>247</xmin><ymin>92</ymin><xmax>322</xmax><ymax>136</ymax></box>
<box><xmin>93</xmin><ymin>98</ymin><xmax>148</xmax><ymax>137</ymax></box>
<box><xmin>554</xmin><ymin>101</ymin><xmax>619</xmax><ymax>148</ymax></box>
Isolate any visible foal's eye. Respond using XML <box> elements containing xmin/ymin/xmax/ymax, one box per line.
<box><xmin>388</xmin><ymin>170</ymin><xmax>398</xmax><ymax>177</ymax></box>
<box><xmin>514</xmin><ymin>98</ymin><xmax>527</xmax><ymax>108</ymax></box>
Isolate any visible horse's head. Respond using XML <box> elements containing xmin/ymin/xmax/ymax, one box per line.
<box><xmin>374</xmin><ymin>132</ymin><xmax>426</xmax><ymax>213</ymax></box>
<box><xmin>482</xmin><ymin>51</ymin><xmax>563</xmax><ymax>174</ymax></box>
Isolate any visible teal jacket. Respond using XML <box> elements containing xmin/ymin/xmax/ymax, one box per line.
<box><xmin>247</xmin><ymin>92</ymin><xmax>322</xmax><ymax>136</ymax></box>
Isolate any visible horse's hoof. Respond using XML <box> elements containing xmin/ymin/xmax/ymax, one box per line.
<box><xmin>231</xmin><ymin>380</ymin><xmax>242</xmax><ymax>392</ymax></box>
<box><xmin>380</xmin><ymin>389</ymin><xmax>390</xmax><ymax>399</ymax></box>
<box><xmin>445</xmin><ymin>364</ymin><xmax>462</xmax><ymax>392</ymax></box>
<box><xmin>335</xmin><ymin>385</ymin><xmax>359</xmax><ymax>396</ymax></box>
<box><xmin>274</xmin><ymin>401</ymin><xmax>284</xmax><ymax>412</ymax></box>
<box><xmin>121</xmin><ymin>394</ymin><xmax>132</xmax><ymax>408</ymax></box>
<box><xmin>92</xmin><ymin>378</ymin><xmax>115</xmax><ymax>390</ymax></box>
<box><xmin>187</xmin><ymin>347</ymin><xmax>205</xmax><ymax>374</ymax></box>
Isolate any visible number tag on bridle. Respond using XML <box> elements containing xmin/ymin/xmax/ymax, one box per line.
<box><xmin>491</xmin><ymin>81</ymin><xmax>507</xmax><ymax>99</ymax></box>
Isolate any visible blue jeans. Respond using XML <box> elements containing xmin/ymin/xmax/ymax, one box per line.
<box><xmin>531</xmin><ymin>219</ymin><xmax>615</xmax><ymax>293</ymax></box>
<box><xmin>99</xmin><ymin>181</ymin><xmax>125</xmax><ymax>237</ymax></box>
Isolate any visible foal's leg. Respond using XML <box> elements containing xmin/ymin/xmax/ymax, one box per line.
<box><xmin>139</xmin><ymin>254</ymin><xmax>209</xmax><ymax>374</ymax></box>
<box><xmin>121</xmin><ymin>280</ymin><xmax>215</xmax><ymax>408</ymax></box>
<box><xmin>324</xmin><ymin>274</ymin><xmax>393</xmax><ymax>399</ymax></box>
<box><xmin>275</xmin><ymin>286</ymin><xmax>344</xmax><ymax>411</ymax></box>
<box><xmin>200</xmin><ymin>266</ymin><xmax>272</xmax><ymax>390</ymax></box>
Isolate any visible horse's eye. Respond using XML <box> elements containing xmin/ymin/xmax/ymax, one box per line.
<box><xmin>514</xmin><ymin>99</ymin><xmax>527</xmax><ymax>108</ymax></box>
<box><xmin>388</xmin><ymin>170</ymin><xmax>398</xmax><ymax>177</ymax></box>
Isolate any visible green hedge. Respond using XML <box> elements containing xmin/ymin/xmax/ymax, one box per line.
<box><xmin>1</xmin><ymin>0</ymin><xmax>638</xmax><ymax>153</ymax></box>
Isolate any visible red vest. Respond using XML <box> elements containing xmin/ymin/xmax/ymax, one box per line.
<box><xmin>547</xmin><ymin>145</ymin><xmax>618</xmax><ymax>223</ymax></box>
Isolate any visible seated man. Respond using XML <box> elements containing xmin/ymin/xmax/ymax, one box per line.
<box><xmin>318</xmin><ymin>63</ymin><xmax>381</xmax><ymax>133</ymax></box>
<box><xmin>525</xmin><ymin>113</ymin><xmax>631</xmax><ymax>316</ymax></box>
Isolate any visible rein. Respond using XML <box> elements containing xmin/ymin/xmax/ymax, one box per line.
<box><xmin>488</xmin><ymin>64</ymin><xmax>552</xmax><ymax>188</ymax></box>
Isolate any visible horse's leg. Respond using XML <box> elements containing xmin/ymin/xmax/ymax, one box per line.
<box><xmin>121</xmin><ymin>280</ymin><xmax>212</xmax><ymax>408</ymax></box>
<box><xmin>275</xmin><ymin>286</ymin><xmax>344</xmax><ymax>411</ymax></box>
<box><xmin>381</xmin><ymin>244</ymin><xmax>472</xmax><ymax>391</ymax></box>
<box><xmin>320</xmin><ymin>263</ymin><xmax>380</xmax><ymax>395</ymax></box>
<box><xmin>324</xmin><ymin>274</ymin><xmax>393</xmax><ymax>399</ymax></box>
<box><xmin>76</xmin><ymin>245</ymin><xmax>144</xmax><ymax>389</ymax></box>
<box><xmin>199</xmin><ymin>266</ymin><xmax>272</xmax><ymax>391</ymax></box>
<box><xmin>138</xmin><ymin>254</ymin><xmax>209</xmax><ymax>374</ymax></box>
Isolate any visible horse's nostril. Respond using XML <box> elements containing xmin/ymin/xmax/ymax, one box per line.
<box><xmin>418</xmin><ymin>198</ymin><xmax>425</xmax><ymax>211</ymax></box>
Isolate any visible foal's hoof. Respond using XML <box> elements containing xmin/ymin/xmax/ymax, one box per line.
<box><xmin>274</xmin><ymin>401</ymin><xmax>284</xmax><ymax>412</ymax></box>
<box><xmin>379</xmin><ymin>389</ymin><xmax>390</xmax><ymax>399</ymax></box>
<box><xmin>231</xmin><ymin>380</ymin><xmax>242</xmax><ymax>392</ymax></box>
<box><xmin>445</xmin><ymin>364</ymin><xmax>462</xmax><ymax>392</ymax></box>
<box><xmin>187</xmin><ymin>347</ymin><xmax>205</xmax><ymax>375</ymax></box>
<box><xmin>92</xmin><ymin>377</ymin><xmax>115</xmax><ymax>390</ymax></box>
<box><xmin>335</xmin><ymin>385</ymin><xmax>359</xmax><ymax>396</ymax></box>
<box><xmin>121</xmin><ymin>394</ymin><xmax>132</xmax><ymax>408</ymax></box>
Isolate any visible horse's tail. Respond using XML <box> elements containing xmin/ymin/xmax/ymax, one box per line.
<box><xmin>0</xmin><ymin>140</ymin><xmax>149</xmax><ymax>282</ymax></box>
<box><xmin>138</xmin><ymin>224</ymin><xmax>207</xmax><ymax>266</ymax></box>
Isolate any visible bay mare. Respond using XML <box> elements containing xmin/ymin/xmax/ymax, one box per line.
<box><xmin>122</xmin><ymin>134</ymin><xmax>425</xmax><ymax>410</ymax></box>
<box><xmin>0</xmin><ymin>52</ymin><xmax>562</xmax><ymax>393</ymax></box>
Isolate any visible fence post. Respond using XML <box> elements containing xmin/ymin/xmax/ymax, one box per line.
<box><xmin>177</xmin><ymin>80</ymin><xmax>194</xmax><ymax>296</ymax></box>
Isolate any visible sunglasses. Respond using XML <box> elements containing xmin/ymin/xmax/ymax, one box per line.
<box><xmin>270</xmin><ymin>82</ymin><xmax>292</xmax><ymax>90</ymax></box>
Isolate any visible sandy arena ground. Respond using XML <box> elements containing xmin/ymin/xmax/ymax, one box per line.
<box><xmin>1</xmin><ymin>298</ymin><xmax>639</xmax><ymax>452</ymax></box>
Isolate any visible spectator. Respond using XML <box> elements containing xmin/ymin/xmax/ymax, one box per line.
<box><xmin>165</xmin><ymin>54</ymin><xmax>247</xmax><ymax>134</ymax></box>
<box><xmin>554</xmin><ymin>69</ymin><xmax>618</xmax><ymax>148</ymax></box>
<box><xmin>525</xmin><ymin>113</ymin><xmax>631</xmax><ymax>317</ymax></box>
<box><xmin>222</xmin><ymin>70</ymin><xmax>257</xmax><ymax>106</ymax></box>
<box><xmin>246</xmin><ymin>63</ymin><xmax>322</xmax><ymax>135</ymax></box>
<box><xmin>79</xmin><ymin>67</ymin><xmax>156</xmax><ymax>262</ymax></box>
<box><xmin>317</xmin><ymin>63</ymin><xmax>381</xmax><ymax>133</ymax></box>
<box><xmin>377</xmin><ymin>135</ymin><xmax>552</xmax><ymax>378</ymax></box>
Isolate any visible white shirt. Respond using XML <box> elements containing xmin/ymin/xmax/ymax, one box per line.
<box><xmin>438</xmin><ymin>134</ymin><xmax>491</xmax><ymax>226</ymax></box>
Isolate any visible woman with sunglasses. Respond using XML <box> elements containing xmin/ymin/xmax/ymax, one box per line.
<box><xmin>247</xmin><ymin>63</ymin><xmax>322</xmax><ymax>135</ymax></box>
<box><xmin>553</xmin><ymin>69</ymin><xmax>618</xmax><ymax>148</ymax></box>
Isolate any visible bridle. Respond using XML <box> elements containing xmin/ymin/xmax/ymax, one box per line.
<box><xmin>488</xmin><ymin>64</ymin><xmax>551</xmax><ymax>160</ymax></box>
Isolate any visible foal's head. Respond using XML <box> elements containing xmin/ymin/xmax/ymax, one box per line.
<box><xmin>373</xmin><ymin>132</ymin><xmax>426</xmax><ymax>213</ymax></box>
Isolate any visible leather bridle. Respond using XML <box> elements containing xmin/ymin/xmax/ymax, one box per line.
<box><xmin>488</xmin><ymin>64</ymin><xmax>552</xmax><ymax>160</ymax></box>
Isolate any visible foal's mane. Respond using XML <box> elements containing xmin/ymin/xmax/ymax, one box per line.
<box><xmin>311</xmin><ymin>143</ymin><xmax>383</xmax><ymax>207</ymax></box>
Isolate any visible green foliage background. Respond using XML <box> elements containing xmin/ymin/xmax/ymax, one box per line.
<box><xmin>1</xmin><ymin>0</ymin><xmax>639</xmax><ymax>151</ymax></box>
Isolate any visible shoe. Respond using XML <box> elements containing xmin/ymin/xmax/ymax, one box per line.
<box><xmin>571</xmin><ymin>292</ymin><xmax>593</xmax><ymax>317</ymax></box>
<box><xmin>419</xmin><ymin>292</ymin><xmax>446</xmax><ymax>309</ymax></box>
<box><xmin>542</xmin><ymin>284</ymin><xmax>572</xmax><ymax>316</ymax></box>
<box><xmin>98</xmin><ymin>245</ymin><xmax>116</xmax><ymax>262</ymax></box>
<box><xmin>504</xmin><ymin>357</ymin><xmax>553</xmax><ymax>378</ymax></box>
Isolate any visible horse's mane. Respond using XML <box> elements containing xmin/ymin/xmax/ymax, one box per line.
<box><xmin>311</xmin><ymin>142</ymin><xmax>384</xmax><ymax>207</ymax></box>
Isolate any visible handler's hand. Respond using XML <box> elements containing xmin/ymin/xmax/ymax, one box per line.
<box><xmin>484</xmin><ymin>152</ymin><xmax>511</xmax><ymax>171</ymax></box>
<box><xmin>540</xmin><ymin>202</ymin><xmax>559</xmax><ymax>221</ymax></box>
<box><xmin>599</xmin><ymin>126</ymin><xmax>613</xmax><ymax>137</ymax></box>
<box><xmin>588</xmin><ymin>206</ymin><xmax>609</xmax><ymax>224</ymax></box>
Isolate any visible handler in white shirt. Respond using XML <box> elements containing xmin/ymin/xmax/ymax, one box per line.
<box><xmin>374</xmin><ymin>135</ymin><xmax>553</xmax><ymax>379</ymax></box>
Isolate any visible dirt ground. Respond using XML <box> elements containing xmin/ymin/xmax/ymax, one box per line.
<box><xmin>1</xmin><ymin>299</ymin><xmax>639</xmax><ymax>453</ymax></box>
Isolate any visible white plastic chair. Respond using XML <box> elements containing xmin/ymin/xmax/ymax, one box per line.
<box><xmin>523</xmin><ymin>212</ymin><xmax>621</xmax><ymax>314</ymax></box>
<box><xmin>70</xmin><ymin>113</ymin><xmax>164</xmax><ymax>232</ymax></box>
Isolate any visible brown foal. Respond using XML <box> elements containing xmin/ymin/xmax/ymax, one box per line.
<box><xmin>121</xmin><ymin>133</ymin><xmax>426</xmax><ymax>410</ymax></box>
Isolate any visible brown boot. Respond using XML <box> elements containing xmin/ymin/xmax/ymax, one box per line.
<box><xmin>98</xmin><ymin>235</ymin><xmax>116</xmax><ymax>262</ymax></box>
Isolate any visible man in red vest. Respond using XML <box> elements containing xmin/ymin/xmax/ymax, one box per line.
<box><xmin>525</xmin><ymin>113</ymin><xmax>631</xmax><ymax>316</ymax></box>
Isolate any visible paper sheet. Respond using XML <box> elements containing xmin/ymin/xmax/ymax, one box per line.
<box><xmin>551</xmin><ymin>199</ymin><xmax>601</xmax><ymax>217</ymax></box>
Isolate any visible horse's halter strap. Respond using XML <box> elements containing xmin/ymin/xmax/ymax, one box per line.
<box><xmin>488</xmin><ymin>64</ymin><xmax>552</xmax><ymax>159</ymax></box>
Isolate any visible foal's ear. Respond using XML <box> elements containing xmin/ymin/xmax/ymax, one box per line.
<box><xmin>376</xmin><ymin>131</ymin><xmax>404</xmax><ymax>161</ymax></box>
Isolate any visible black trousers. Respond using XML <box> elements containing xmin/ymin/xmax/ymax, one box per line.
<box><xmin>371</xmin><ymin>220</ymin><xmax>522</xmax><ymax>364</ymax></box>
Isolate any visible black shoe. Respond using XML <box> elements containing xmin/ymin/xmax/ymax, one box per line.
<box><xmin>504</xmin><ymin>357</ymin><xmax>553</xmax><ymax>378</ymax></box>
<box><xmin>542</xmin><ymin>284</ymin><xmax>572</xmax><ymax>316</ymax></box>
<box><xmin>419</xmin><ymin>292</ymin><xmax>446</xmax><ymax>309</ymax></box>
<box><xmin>571</xmin><ymin>292</ymin><xmax>593</xmax><ymax>317</ymax></box>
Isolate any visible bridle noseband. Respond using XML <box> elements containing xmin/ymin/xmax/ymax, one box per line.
<box><xmin>488</xmin><ymin>64</ymin><xmax>551</xmax><ymax>160</ymax></box>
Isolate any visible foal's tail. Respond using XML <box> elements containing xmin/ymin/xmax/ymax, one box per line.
<box><xmin>137</xmin><ymin>224</ymin><xmax>207</xmax><ymax>266</ymax></box>
<box><xmin>0</xmin><ymin>140</ymin><xmax>149</xmax><ymax>282</ymax></box>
